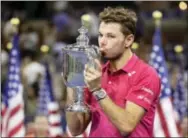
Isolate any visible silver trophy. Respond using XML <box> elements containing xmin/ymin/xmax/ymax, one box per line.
<box><xmin>62</xmin><ymin>25</ymin><xmax>100</xmax><ymax>112</ymax></box>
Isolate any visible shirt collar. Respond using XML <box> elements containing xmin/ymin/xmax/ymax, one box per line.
<box><xmin>102</xmin><ymin>61</ymin><xmax>110</xmax><ymax>72</ymax></box>
<box><xmin>122</xmin><ymin>54</ymin><xmax>138</xmax><ymax>72</ymax></box>
<box><xmin>102</xmin><ymin>54</ymin><xmax>138</xmax><ymax>73</ymax></box>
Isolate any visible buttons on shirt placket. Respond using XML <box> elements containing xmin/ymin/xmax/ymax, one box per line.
<box><xmin>108</xmin><ymin>81</ymin><xmax>112</xmax><ymax>84</ymax></box>
<box><xmin>108</xmin><ymin>71</ymin><xmax>113</xmax><ymax>85</ymax></box>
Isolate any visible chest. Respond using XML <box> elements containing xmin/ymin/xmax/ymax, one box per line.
<box><xmin>90</xmin><ymin>72</ymin><xmax>132</xmax><ymax>109</ymax></box>
<box><xmin>105</xmin><ymin>73</ymin><xmax>131</xmax><ymax>105</ymax></box>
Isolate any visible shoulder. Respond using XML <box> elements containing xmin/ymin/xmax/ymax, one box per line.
<box><xmin>128</xmin><ymin>58</ymin><xmax>161</xmax><ymax>100</ymax></box>
<box><xmin>130</xmin><ymin>58</ymin><xmax>161</xmax><ymax>95</ymax></box>
<box><xmin>135</xmin><ymin>58</ymin><xmax>160</xmax><ymax>81</ymax></box>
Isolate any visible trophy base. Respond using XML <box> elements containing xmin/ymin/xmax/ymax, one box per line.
<box><xmin>66</xmin><ymin>102</ymin><xmax>90</xmax><ymax>113</ymax></box>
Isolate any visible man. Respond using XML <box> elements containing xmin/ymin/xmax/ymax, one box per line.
<box><xmin>66</xmin><ymin>7</ymin><xmax>161</xmax><ymax>137</ymax></box>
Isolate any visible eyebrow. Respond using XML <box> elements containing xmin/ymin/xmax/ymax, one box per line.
<box><xmin>98</xmin><ymin>31</ymin><xmax>115</xmax><ymax>36</ymax></box>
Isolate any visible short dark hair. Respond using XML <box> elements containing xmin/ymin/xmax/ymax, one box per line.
<box><xmin>99</xmin><ymin>7</ymin><xmax>137</xmax><ymax>36</ymax></box>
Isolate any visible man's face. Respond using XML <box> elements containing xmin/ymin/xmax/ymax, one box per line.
<box><xmin>98</xmin><ymin>22</ymin><xmax>126</xmax><ymax>61</ymax></box>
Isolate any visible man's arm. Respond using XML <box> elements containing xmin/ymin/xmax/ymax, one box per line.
<box><xmin>97</xmin><ymin>94</ymin><xmax>145</xmax><ymax>136</ymax></box>
<box><xmin>84</xmin><ymin>60</ymin><xmax>145</xmax><ymax>135</ymax></box>
<box><xmin>65</xmin><ymin>87</ymin><xmax>91</xmax><ymax>136</ymax></box>
<box><xmin>84</xmin><ymin>59</ymin><xmax>159</xmax><ymax>136</ymax></box>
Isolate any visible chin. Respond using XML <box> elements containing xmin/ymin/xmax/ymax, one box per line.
<box><xmin>102</xmin><ymin>53</ymin><xmax>122</xmax><ymax>61</ymax></box>
<box><xmin>103</xmin><ymin>56</ymin><xmax>119</xmax><ymax>61</ymax></box>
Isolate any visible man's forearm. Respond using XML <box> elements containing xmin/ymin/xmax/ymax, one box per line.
<box><xmin>66</xmin><ymin>112</ymin><xmax>83</xmax><ymax>135</ymax></box>
<box><xmin>65</xmin><ymin>87</ymin><xmax>85</xmax><ymax>135</ymax></box>
<box><xmin>98</xmin><ymin>96</ymin><xmax>133</xmax><ymax>135</ymax></box>
<box><xmin>66</xmin><ymin>112</ymin><xmax>91</xmax><ymax>136</ymax></box>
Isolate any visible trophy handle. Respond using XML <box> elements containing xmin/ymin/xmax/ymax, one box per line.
<box><xmin>92</xmin><ymin>45</ymin><xmax>100</xmax><ymax>56</ymax></box>
<box><xmin>62</xmin><ymin>47</ymin><xmax>68</xmax><ymax>86</ymax></box>
<box><xmin>61</xmin><ymin>72</ymin><xmax>68</xmax><ymax>86</ymax></box>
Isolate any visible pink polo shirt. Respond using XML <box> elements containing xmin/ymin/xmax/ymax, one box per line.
<box><xmin>84</xmin><ymin>54</ymin><xmax>161</xmax><ymax>137</ymax></box>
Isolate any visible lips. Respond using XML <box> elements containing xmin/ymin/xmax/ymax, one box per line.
<box><xmin>99</xmin><ymin>47</ymin><xmax>106</xmax><ymax>52</ymax></box>
<box><xmin>100</xmin><ymin>50</ymin><xmax>106</xmax><ymax>57</ymax></box>
<box><xmin>99</xmin><ymin>49</ymin><xmax>106</xmax><ymax>54</ymax></box>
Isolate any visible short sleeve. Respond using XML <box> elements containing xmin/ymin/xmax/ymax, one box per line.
<box><xmin>126</xmin><ymin>69</ymin><xmax>161</xmax><ymax>111</ymax></box>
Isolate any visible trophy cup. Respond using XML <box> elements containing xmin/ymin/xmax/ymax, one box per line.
<box><xmin>62</xmin><ymin>25</ymin><xmax>100</xmax><ymax>112</ymax></box>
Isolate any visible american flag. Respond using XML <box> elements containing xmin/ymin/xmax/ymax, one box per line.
<box><xmin>37</xmin><ymin>63</ymin><xmax>91</xmax><ymax>137</ymax></box>
<box><xmin>149</xmin><ymin>25</ymin><xmax>180</xmax><ymax>137</ymax></box>
<box><xmin>173</xmin><ymin>67</ymin><xmax>187</xmax><ymax>123</ymax></box>
<box><xmin>1</xmin><ymin>34</ymin><xmax>25</xmax><ymax>137</ymax></box>
<box><xmin>37</xmin><ymin>63</ymin><xmax>64</xmax><ymax>137</ymax></box>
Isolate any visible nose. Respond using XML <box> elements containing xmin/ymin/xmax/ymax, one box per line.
<box><xmin>99</xmin><ymin>36</ymin><xmax>107</xmax><ymax>48</ymax></box>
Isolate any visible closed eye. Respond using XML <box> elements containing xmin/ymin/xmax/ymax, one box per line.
<box><xmin>107</xmin><ymin>34</ymin><xmax>116</xmax><ymax>38</ymax></box>
<box><xmin>98</xmin><ymin>32</ymin><xmax>103</xmax><ymax>37</ymax></box>
<box><xmin>98</xmin><ymin>32</ymin><xmax>116</xmax><ymax>38</ymax></box>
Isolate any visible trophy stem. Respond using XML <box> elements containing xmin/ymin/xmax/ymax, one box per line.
<box><xmin>76</xmin><ymin>86</ymin><xmax>84</xmax><ymax>103</ymax></box>
<box><xmin>66</xmin><ymin>86</ymin><xmax>89</xmax><ymax>113</ymax></box>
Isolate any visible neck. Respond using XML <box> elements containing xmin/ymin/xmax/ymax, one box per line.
<box><xmin>110</xmin><ymin>48</ymin><xmax>133</xmax><ymax>72</ymax></box>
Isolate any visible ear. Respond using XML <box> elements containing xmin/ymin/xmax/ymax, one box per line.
<box><xmin>124</xmin><ymin>34</ymin><xmax>134</xmax><ymax>48</ymax></box>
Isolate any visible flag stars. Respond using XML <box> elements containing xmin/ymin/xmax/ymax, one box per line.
<box><xmin>10</xmin><ymin>66</ymin><xmax>15</xmax><ymax>72</ymax></box>
<box><xmin>153</xmin><ymin>45</ymin><xmax>160</xmax><ymax>51</ymax></box>
<box><xmin>9</xmin><ymin>74</ymin><xmax>14</xmax><ymax>80</ymax></box>
<box><xmin>8</xmin><ymin>83</ymin><xmax>12</xmax><ymax>88</ymax></box>
<box><xmin>2</xmin><ymin>36</ymin><xmax>25</xmax><ymax>137</ymax></box>
<box><xmin>156</xmin><ymin>56</ymin><xmax>162</xmax><ymax>62</ymax></box>
<box><xmin>11</xmin><ymin>58</ymin><xmax>16</xmax><ymax>64</ymax></box>
<box><xmin>162</xmin><ymin>77</ymin><xmax>168</xmax><ymax>83</ymax></box>
<box><xmin>14</xmin><ymin>75</ymin><xmax>19</xmax><ymax>81</ymax></box>
<box><xmin>154</xmin><ymin>63</ymin><xmax>159</xmax><ymax>69</ymax></box>
<box><xmin>151</xmin><ymin>53</ymin><xmax>156</xmax><ymax>59</ymax></box>
<box><xmin>15</xmin><ymin>67</ymin><xmax>20</xmax><ymax>73</ymax></box>
<box><xmin>165</xmin><ymin>88</ymin><xmax>171</xmax><ymax>95</ymax></box>
<box><xmin>12</xmin><ymin>83</ymin><xmax>18</xmax><ymax>89</ymax></box>
<box><xmin>159</xmin><ymin>67</ymin><xmax>165</xmax><ymax>73</ymax></box>
<box><xmin>12</xmin><ymin>49</ymin><xmax>18</xmax><ymax>56</ymax></box>
<box><xmin>149</xmin><ymin>25</ymin><xmax>184</xmax><ymax>136</ymax></box>
<box><xmin>9</xmin><ymin>90</ymin><xmax>16</xmax><ymax>97</ymax></box>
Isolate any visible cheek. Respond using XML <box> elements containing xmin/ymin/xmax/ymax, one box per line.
<box><xmin>107</xmin><ymin>39</ymin><xmax>119</xmax><ymax>49</ymax></box>
<box><xmin>106</xmin><ymin>45</ymin><xmax>121</xmax><ymax>56</ymax></box>
<box><xmin>110</xmin><ymin>40</ymin><xmax>124</xmax><ymax>50</ymax></box>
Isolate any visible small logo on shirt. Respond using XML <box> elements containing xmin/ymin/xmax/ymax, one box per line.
<box><xmin>137</xmin><ymin>95</ymin><xmax>152</xmax><ymax>104</ymax></box>
<box><xmin>143</xmin><ymin>97</ymin><xmax>151</xmax><ymax>104</ymax></box>
<box><xmin>128</xmin><ymin>71</ymin><xmax>136</xmax><ymax>77</ymax></box>
<box><xmin>141</xmin><ymin>87</ymin><xmax>154</xmax><ymax>95</ymax></box>
<box><xmin>137</xmin><ymin>95</ymin><xmax>144</xmax><ymax>99</ymax></box>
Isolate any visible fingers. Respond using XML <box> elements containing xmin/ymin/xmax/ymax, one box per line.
<box><xmin>84</xmin><ymin>75</ymin><xmax>94</xmax><ymax>82</ymax></box>
<box><xmin>94</xmin><ymin>59</ymin><xmax>102</xmax><ymax>72</ymax></box>
<box><xmin>84</xmin><ymin>70</ymin><xmax>95</xmax><ymax>79</ymax></box>
<box><xmin>85</xmin><ymin>64</ymin><xmax>96</xmax><ymax>74</ymax></box>
<box><xmin>84</xmin><ymin>67</ymin><xmax>97</xmax><ymax>81</ymax></box>
<box><xmin>84</xmin><ymin>66</ymin><xmax>100</xmax><ymax>83</ymax></box>
<box><xmin>85</xmin><ymin>59</ymin><xmax>102</xmax><ymax>72</ymax></box>
<box><xmin>84</xmin><ymin>64</ymin><xmax>101</xmax><ymax>77</ymax></box>
<box><xmin>84</xmin><ymin>60</ymin><xmax>102</xmax><ymax>86</ymax></box>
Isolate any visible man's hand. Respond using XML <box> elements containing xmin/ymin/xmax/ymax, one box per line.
<box><xmin>84</xmin><ymin>59</ymin><xmax>102</xmax><ymax>92</ymax></box>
